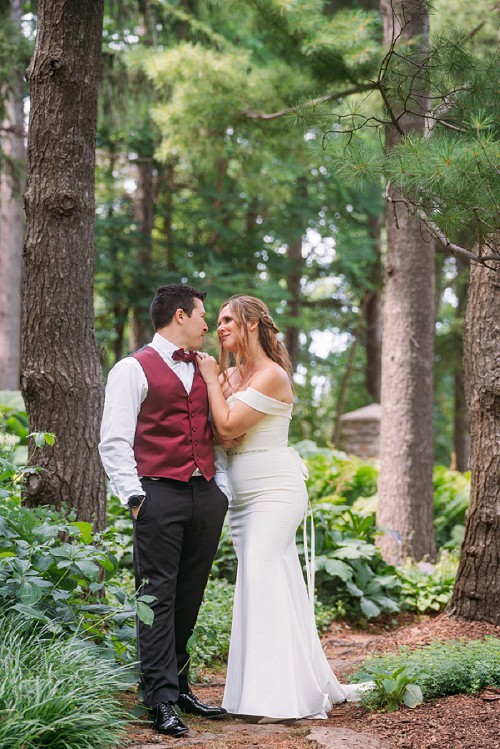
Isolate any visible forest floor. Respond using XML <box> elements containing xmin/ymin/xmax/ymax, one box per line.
<box><xmin>121</xmin><ymin>613</ymin><xmax>500</xmax><ymax>749</ymax></box>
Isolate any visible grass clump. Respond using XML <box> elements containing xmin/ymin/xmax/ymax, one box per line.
<box><xmin>350</xmin><ymin>636</ymin><xmax>500</xmax><ymax>705</ymax></box>
<box><xmin>0</xmin><ymin>614</ymin><xmax>132</xmax><ymax>749</ymax></box>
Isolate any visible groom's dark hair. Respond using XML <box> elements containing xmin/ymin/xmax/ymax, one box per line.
<box><xmin>150</xmin><ymin>284</ymin><xmax>207</xmax><ymax>331</ymax></box>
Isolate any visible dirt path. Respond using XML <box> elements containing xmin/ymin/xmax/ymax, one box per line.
<box><xmin>122</xmin><ymin>614</ymin><xmax>500</xmax><ymax>749</ymax></box>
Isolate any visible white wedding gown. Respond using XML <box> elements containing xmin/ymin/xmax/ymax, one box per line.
<box><xmin>222</xmin><ymin>388</ymin><xmax>370</xmax><ymax>720</ymax></box>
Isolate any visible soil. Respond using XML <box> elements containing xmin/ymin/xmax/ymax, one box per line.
<box><xmin>121</xmin><ymin>613</ymin><xmax>500</xmax><ymax>749</ymax></box>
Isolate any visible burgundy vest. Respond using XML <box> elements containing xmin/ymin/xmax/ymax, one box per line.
<box><xmin>131</xmin><ymin>346</ymin><xmax>215</xmax><ymax>482</ymax></box>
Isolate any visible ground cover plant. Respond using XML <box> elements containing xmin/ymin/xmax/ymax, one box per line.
<box><xmin>0</xmin><ymin>614</ymin><xmax>132</xmax><ymax>749</ymax></box>
<box><xmin>350</xmin><ymin>636</ymin><xmax>500</xmax><ymax>710</ymax></box>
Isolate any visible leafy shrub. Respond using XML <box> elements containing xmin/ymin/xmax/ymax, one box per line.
<box><xmin>210</xmin><ymin>520</ymin><xmax>237</xmax><ymax>582</ymax></box>
<box><xmin>0</xmin><ymin>493</ymin><xmax>151</xmax><ymax>663</ymax></box>
<box><xmin>351</xmin><ymin>637</ymin><xmax>500</xmax><ymax>701</ymax></box>
<box><xmin>303</xmin><ymin>500</ymin><xmax>401</xmax><ymax>619</ymax></box>
<box><xmin>0</xmin><ymin>437</ymin><xmax>152</xmax><ymax>666</ymax></box>
<box><xmin>106</xmin><ymin>493</ymin><xmax>134</xmax><ymax>569</ymax></box>
<box><xmin>0</xmin><ymin>397</ymin><xmax>29</xmax><ymax>465</ymax></box>
<box><xmin>187</xmin><ymin>578</ymin><xmax>234</xmax><ymax>677</ymax></box>
<box><xmin>361</xmin><ymin>664</ymin><xmax>423</xmax><ymax>711</ymax></box>
<box><xmin>397</xmin><ymin>551</ymin><xmax>459</xmax><ymax>613</ymax></box>
<box><xmin>295</xmin><ymin>441</ymin><xmax>379</xmax><ymax>507</ymax></box>
<box><xmin>433</xmin><ymin>465</ymin><xmax>470</xmax><ymax>548</ymax></box>
<box><xmin>0</xmin><ymin>614</ymin><xmax>131</xmax><ymax>749</ymax></box>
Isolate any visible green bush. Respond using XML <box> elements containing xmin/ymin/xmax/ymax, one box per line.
<box><xmin>433</xmin><ymin>465</ymin><xmax>470</xmax><ymax>548</ymax></box>
<box><xmin>187</xmin><ymin>578</ymin><xmax>234</xmax><ymax>677</ymax></box>
<box><xmin>0</xmin><ymin>435</ymin><xmax>153</xmax><ymax>666</ymax></box>
<box><xmin>0</xmin><ymin>398</ymin><xmax>29</xmax><ymax>465</ymax></box>
<box><xmin>303</xmin><ymin>500</ymin><xmax>401</xmax><ymax>620</ymax></box>
<box><xmin>295</xmin><ymin>441</ymin><xmax>379</xmax><ymax>507</ymax></box>
<box><xmin>0</xmin><ymin>614</ymin><xmax>131</xmax><ymax>749</ymax></box>
<box><xmin>0</xmin><ymin>494</ymin><xmax>148</xmax><ymax>660</ymax></box>
<box><xmin>360</xmin><ymin>664</ymin><xmax>423</xmax><ymax>711</ymax></box>
<box><xmin>351</xmin><ymin>637</ymin><xmax>500</xmax><ymax>702</ymax></box>
<box><xmin>106</xmin><ymin>493</ymin><xmax>134</xmax><ymax>569</ymax></box>
<box><xmin>397</xmin><ymin>551</ymin><xmax>459</xmax><ymax>613</ymax></box>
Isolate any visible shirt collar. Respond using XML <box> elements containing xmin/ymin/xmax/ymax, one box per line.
<box><xmin>150</xmin><ymin>332</ymin><xmax>182</xmax><ymax>361</ymax></box>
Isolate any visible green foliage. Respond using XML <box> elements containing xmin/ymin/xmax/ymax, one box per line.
<box><xmin>397</xmin><ymin>551</ymin><xmax>459</xmax><ymax>614</ymax></box>
<box><xmin>210</xmin><ymin>521</ymin><xmax>237</xmax><ymax>583</ymax></box>
<box><xmin>433</xmin><ymin>465</ymin><xmax>469</xmax><ymax>548</ymax></box>
<box><xmin>106</xmin><ymin>493</ymin><xmax>134</xmax><ymax>569</ymax></box>
<box><xmin>186</xmin><ymin>578</ymin><xmax>234</xmax><ymax>677</ymax></box>
<box><xmin>351</xmin><ymin>637</ymin><xmax>500</xmax><ymax>701</ymax></box>
<box><xmin>310</xmin><ymin>500</ymin><xmax>401</xmax><ymax>620</ymax></box>
<box><xmin>298</xmin><ymin>443</ymin><xmax>379</xmax><ymax>506</ymax></box>
<box><xmin>0</xmin><ymin>399</ymin><xmax>28</xmax><ymax>465</ymax></box>
<box><xmin>361</xmin><ymin>664</ymin><xmax>424</xmax><ymax>712</ymax></box>
<box><xmin>0</xmin><ymin>432</ymin><xmax>153</xmax><ymax>666</ymax></box>
<box><xmin>0</xmin><ymin>614</ymin><xmax>131</xmax><ymax>749</ymax></box>
<box><xmin>0</xmin><ymin>494</ymin><xmax>150</xmax><ymax>662</ymax></box>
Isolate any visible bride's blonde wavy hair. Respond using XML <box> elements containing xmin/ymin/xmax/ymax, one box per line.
<box><xmin>218</xmin><ymin>295</ymin><xmax>293</xmax><ymax>390</ymax></box>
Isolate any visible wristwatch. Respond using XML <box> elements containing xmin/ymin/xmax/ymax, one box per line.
<box><xmin>127</xmin><ymin>494</ymin><xmax>145</xmax><ymax>509</ymax></box>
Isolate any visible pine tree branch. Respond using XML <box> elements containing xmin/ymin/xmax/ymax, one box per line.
<box><xmin>385</xmin><ymin>185</ymin><xmax>500</xmax><ymax>265</ymax></box>
<box><xmin>244</xmin><ymin>83</ymin><xmax>378</xmax><ymax>120</ymax></box>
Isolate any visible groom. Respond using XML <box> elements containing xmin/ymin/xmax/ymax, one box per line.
<box><xmin>99</xmin><ymin>284</ymin><xmax>229</xmax><ymax>737</ymax></box>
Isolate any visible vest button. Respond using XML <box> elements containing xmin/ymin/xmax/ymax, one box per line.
<box><xmin>192</xmin><ymin>426</ymin><xmax>197</xmax><ymax>432</ymax></box>
<box><xmin>194</xmin><ymin>441</ymin><xmax>199</xmax><ymax>446</ymax></box>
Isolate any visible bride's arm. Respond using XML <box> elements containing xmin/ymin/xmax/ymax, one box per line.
<box><xmin>197</xmin><ymin>356</ymin><xmax>286</xmax><ymax>440</ymax></box>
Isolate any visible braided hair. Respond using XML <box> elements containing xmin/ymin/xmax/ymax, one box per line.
<box><xmin>218</xmin><ymin>295</ymin><xmax>293</xmax><ymax>389</ymax></box>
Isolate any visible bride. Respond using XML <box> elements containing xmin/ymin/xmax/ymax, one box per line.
<box><xmin>197</xmin><ymin>294</ymin><xmax>371</xmax><ymax>720</ymax></box>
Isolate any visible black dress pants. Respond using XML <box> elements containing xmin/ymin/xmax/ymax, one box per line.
<box><xmin>133</xmin><ymin>475</ymin><xmax>228</xmax><ymax>707</ymax></box>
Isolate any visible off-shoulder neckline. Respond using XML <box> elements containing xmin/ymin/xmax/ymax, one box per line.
<box><xmin>229</xmin><ymin>386</ymin><xmax>293</xmax><ymax>407</ymax></box>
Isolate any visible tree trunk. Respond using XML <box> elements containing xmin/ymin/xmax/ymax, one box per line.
<box><xmin>363</xmin><ymin>215</ymin><xmax>383</xmax><ymax>402</ymax></box>
<box><xmin>0</xmin><ymin>0</ymin><xmax>25</xmax><ymax>390</ymax></box>
<box><xmin>453</xmin><ymin>256</ymin><xmax>470</xmax><ymax>471</ymax></box>
<box><xmin>163</xmin><ymin>159</ymin><xmax>176</xmax><ymax>271</ymax></box>
<box><xmin>376</xmin><ymin>0</ymin><xmax>436</xmax><ymax>563</ymax></box>
<box><xmin>331</xmin><ymin>308</ymin><xmax>364</xmax><ymax>447</ymax></box>
<box><xmin>285</xmin><ymin>177</ymin><xmax>307</xmax><ymax>372</ymax></box>
<box><xmin>448</xmin><ymin>259</ymin><xmax>500</xmax><ymax>623</ymax></box>
<box><xmin>129</xmin><ymin>155</ymin><xmax>155</xmax><ymax>350</ymax></box>
<box><xmin>22</xmin><ymin>0</ymin><xmax>106</xmax><ymax>529</ymax></box>
<box><xmin>285</xmin><ymin>236</ymin><xmax>302</xmax><ymax>371</ymax></box>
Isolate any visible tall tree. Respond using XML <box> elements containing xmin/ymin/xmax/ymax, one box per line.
<box><xmin>453</xmin><ymin>257</ymin><xmax>470</xmax><ymax>471</ymax></box>
<box><xmin>376</xmin><ymin>0</ymin><xmax>436</xmax><ymax>563</ymax></box>
<box><xmin>0</xmin><ymin>0</ymin><xmax>26</xmax><ymax>390</ymax></box>
<box><xmin>448</xmin><ymin>257</ymin><xmax>500</xmax><ymax>624</ymax></box>
<box><xmin>22</xmin><ymin>0</ymin><xmax>106</xmax><ymax>529</ymax></box>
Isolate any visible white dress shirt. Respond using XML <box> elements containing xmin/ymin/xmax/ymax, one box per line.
<box><xmin>99</xmin><ymin>333</ymin><xmax>230</xmax><ymax>505</ymax></box>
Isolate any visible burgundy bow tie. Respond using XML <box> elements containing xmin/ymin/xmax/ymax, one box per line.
<box><xmin>172</xmin><ymin>348</ymin><xmax>197</xmax><ymax>363</ymax></box>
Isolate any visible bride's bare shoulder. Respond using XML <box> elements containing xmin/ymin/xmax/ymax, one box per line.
<box><xmin>250</xmin><ymin>364</ymin><xmax>292</xmax><ymax>402</ymax></box>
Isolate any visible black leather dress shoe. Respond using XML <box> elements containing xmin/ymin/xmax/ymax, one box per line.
<box><xmin>177</xmin><ymin>690</ymin><xmax>227</xmax><ymax>719</ymax></box>
<box><xmin>151</xmin><ymin>702</ymin><xmax>189</xmax><ymax>737</ymax></box>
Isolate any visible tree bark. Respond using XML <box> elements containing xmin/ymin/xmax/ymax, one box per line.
<box><xmin>0</xmin><ymin>0</ymin><xmax>25</xmax><ymax>390</ymax></box>
<box><xmin>22</xmin><ymin>0</ymin><xmax>106</xmax><ymax>529</ymax></box>
<box><xmin>376</xmin><ymin>0</ymin><xmax>436</xmax><ymax>563</ymax></box>
<box><xmin>285</xmin><ymin>176</ymin><xmax>307</xmax><ymax>372</ymax></box>
<box><xmin>285</xmin><ymin>236</ymin><xmax>302</xmax><ymax>371</ymax></box>
<box><xmin>363</xmin><ymin>215</ymin><xmax>383</xmax><ymax>402</ymax></box>
<box><xmin>453</xmin><ymin>256</ymin><xmax>470</xmax><ymax>471</ymax></box>
<box><xmin>448</xmin><ymin>259</ymin><xmax>500</xmax><ymax>623</ymax></box>
<box><xmin>129</xmin><ymin>155</ymin><xmax>155</xmax><ymax>350</ymax></box>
